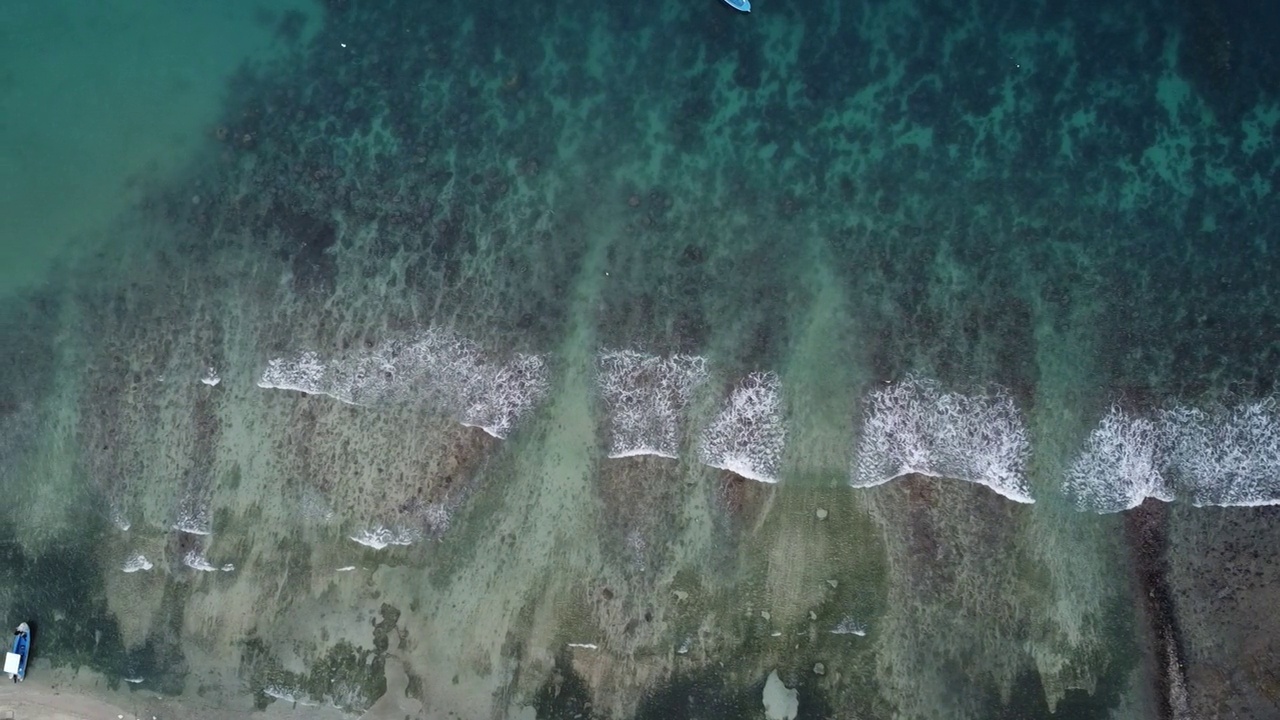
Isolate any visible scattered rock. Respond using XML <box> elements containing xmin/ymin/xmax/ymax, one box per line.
<box><xmin>761</xmin><ymin>610</ymin><xmax>771</xmax><ymax>621</ymax></box>
<box><xmin>813</xmin><ymin>662</ymin><xmax>826</xmax><ymax>675</ymax></box>
<box><xmin>763</xmin><ymin>670</ymin><xmax>799</xmax><ymax>720</ymax></box>
<box><xmin>826</xmin><ymin>579</ymin><xmax>838</xmax><ymax>589</ymax></box>
<box><xmin>672</xmin><ymin>590</ymin><xmax>689</xmax><ymax>602</ymax></box>
<box><xmin>816</xmin><ymin>508</ymin><xmax>828</xmax><ymax>519</ymax></box>
<box><xmin>809</xmin><ymin>611</ymin><xmax>817</xmax><ymax>620</ymax></box>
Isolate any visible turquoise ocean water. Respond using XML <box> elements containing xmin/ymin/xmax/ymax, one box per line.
<box><xmin>1</xmin><ymin>0</ymin><xmax>1278</xmax><ymax>717</ymax></box>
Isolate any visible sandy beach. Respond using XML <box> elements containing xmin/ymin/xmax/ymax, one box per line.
<box><xmin>0</xmin><ymin>676</ymin><xmax>142</xmax><ymax>720</ymax></box>
<box><xmin>0</xmin><ymin>666</ymin><xmax>351</xmax><ymax>720</ymax></box>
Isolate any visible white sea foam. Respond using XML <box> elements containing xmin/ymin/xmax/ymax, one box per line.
<box><xmin>417</xmin><ymin>501</ymin><xmax>453</xmax><ymax>535</ymax></box>
<box><xmin>183</xmin><ymin>550</ymin><xmax>217</xmax><ymax>572</ymax></box>
<box><xmin>258</xmin><ymin>329</ymin><xmax>548</xmax><ymax>438</ymax></box>
<box><xmin>122</xmin><ymin>554</ymin><xmax>153</xmax><ymax>573</ymax></box>
<box><xmin>173</xmin><ymin>519</ymin><xmax>211</xmax><ymax>535</ymax></box>
<box><xmin>259</xmin><ymin>350</ymin><xmax>329</xmax><ymax>396</ymax></box>
<box><xmin>1160</xmin><ymin>401</ymin><xmax>1280</xmax><ymax>507</ymax></box>
<box><xmin>698</xmin><ymin>372</ymin><xmax>786</xmax><ymax>483</ymax></box>
<box><xmin>830</xmin><ymin>616</ymin><xmax>867</xmax><ymax>636</ymax></box>
<box><xmin>457</xmin><ymin>353</ymin><xmax>550</xmax><ymax>438</ymax></box>
<box><xmin>851</xmin><ymin>377</ymin><xmax>1033</xmax><ymax>503</ymax></box>
<box><xmin>350</xmin><ymin>525</ymin><xmax>419</xmax><ymax>549</ymax></box>
<box><xmin>1065</xmin><ymin>407</ymin><xmax>1173</xmax><ymax>513</ymax></box>
<box><xmin>111</xmin><ymin>506</ymin><xmax>131</xmax><ymax>532</ymax></box>
<box><xmin>597</xmin><ymin>350</ymin><xmax>709</xmax><ymax>459</ymax></box>
<box><xmin>264</xmin><ymin>685</ymin><xmax>319</xmax><ymax>706</ymax></box>
<box><xmin>173</xmin><ymin>498</ymin><xmax>212</xmax><ymax>535</ymax></box>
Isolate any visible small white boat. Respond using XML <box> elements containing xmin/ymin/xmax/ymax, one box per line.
<box><xmin>721</xmin><ymin>0</ymin><xmax>751</xmax><ymax>11</ymax></box>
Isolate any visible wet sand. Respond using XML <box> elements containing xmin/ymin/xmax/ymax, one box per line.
<box><xmin>0</xmin><ymin>667</ymin><xmax>350</xmax><ymax>720</ymax></box>
<box><xmin>0</xmin><ymin>676</ymin><xmax>140</xmax><ymax>720</ymax></box>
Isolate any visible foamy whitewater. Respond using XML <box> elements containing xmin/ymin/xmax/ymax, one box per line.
<box><xmin>1066</xmin><ymin>400</ymin><xmax>1280</xmax><ymax>510</ymax></box>
<box><xmin>698</xmin><ymin>372</ymin><xmax>786</xmax><ymax>483</ymax></box>
<box><xmin>1065</xmin><ymin>407</ymin><xmax>1173</xmax><ymax>513</ymax></box>
<box><xmin>253</xmin><ymin>325</ymin><xmax>1280</xmax><ymax>508</ymax></box>
<box><xmin>263</xmin><ymin>685</ymin><xmax>320</xmax><ymax>707</ymax></box>
<box><xmin>830</xmin><ymin>617</ymin><xmax>868</xmax><ymax>636</ymax></box>
<box><xmin>851</xmin><ymin>377</ymin><xmax>1033</xmax><ymax>503</ymax></box>
<box><xmin>597</xmin><ymin>350</ymin><xmax>709</xmax><ymax>459</ymax></box>
<box><xmin>173</xmin><ymin>502</ymin><xmax>212</xmax><ymax>536</ymax></box>
<box><xmin>1160</xmin><ymin>401</ymin><xmax>1280</xmax><ymax>507</ymax></box>
<box><xmin>258</xmin><ymin>329</ymin><xmax>548</xmax><ymax>438</ymax></box>
<box><xmin>122</xmin><ymin>554</ymin><xmax>153</xmax><ymax>573</ymax></box>
<box><xmin>183</xmin><ymin>550</ymin><xmax>217</xmax><ymax>572</ymax></box>
<box><xmin>350</xmin><ymin>525</ymin><xmax>420</xmax><ymax>549</ymax></box>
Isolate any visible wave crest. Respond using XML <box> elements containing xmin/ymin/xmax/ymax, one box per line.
<box><xmin>698</xmin><ymin>372</ymin><xmax>786</xmax><ymax>483</ymax></box>
<box><xmin>1161</xmin><ymin>401</ymin><xmax>1280</xmax><ymax>507</ymax></box>
<box><xmin>1065</xmin><ymin>407</ymin><xmax>1171</xmax><ymax>512</ymax></box>
<box><xmin>598</xmin><ymin>350</ymin><xmax>709</xmax><ymax>459</ymax></box>
<box><xmin>258</xmin><ymin>329</ymin><xmax>548</xmax><ymax>437</ymax></box>
<box><xmin>852</xmin><ymin>377</ymin><xmax>1032</xmax><ymax>503</ymax></box>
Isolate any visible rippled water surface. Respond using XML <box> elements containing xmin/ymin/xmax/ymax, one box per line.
<box><xmin>2</xmin><ymin>0</ymin><xmax>1279</xmax><ymax>718</ymax></box>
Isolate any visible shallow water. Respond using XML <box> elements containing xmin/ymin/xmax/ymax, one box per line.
<box><xmin>1</xmin><ymin>0</ymin><xmax>1278</xmax><ymax>718</ymax></box>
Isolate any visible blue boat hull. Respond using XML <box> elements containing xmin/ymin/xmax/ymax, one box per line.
<box><xmin>721</xmin><ymin>0</ymin><xmax>751</xmax><ymax>12</ymax></box>
<box><xmin>7</xmin><ymin>622</ymin><xmax>30</xmax><ymax>682</ymax></box>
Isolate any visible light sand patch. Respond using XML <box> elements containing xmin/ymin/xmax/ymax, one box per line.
<box><xmin>0</xmin><ymin>666</ymin><xmax>351</xmax><ymax>720</ymax></box>
<box><xmin>0</xmin><ymin>680</ymin><xmax>137</xmax><ymax>720</ymax></box>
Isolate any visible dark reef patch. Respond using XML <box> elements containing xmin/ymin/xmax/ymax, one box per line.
<box><xmin>0</xmin><ymin>514</ymin><xmax>186</xmax><ymax>692</ymax></box>
<box><xmin>1124</xmin><ymin>500</ymin><xmax>1185</xmax><ymax>720</ymax></box>
<box><xmin>267</xmin><ymin>203</ymin><xmax>339</xmax><ymax>295</ymax></box>
<box><xmin>531</xmin><ymin>650</ymin><xmax>599</xmax><ymax>720</ymax></box>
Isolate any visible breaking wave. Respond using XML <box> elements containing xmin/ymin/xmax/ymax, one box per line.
<box><xmin>250</xmin><ymin>329</ymin><xmax>1280</xmax><ymax>509</ymax></box>
<box><xmin>173</xmin><ymin>502</ymin><xmax>212</xmax><ymax>536</ymax></box>
<box><xmin>698</xmin><ymin>371</ymin><xmax>786</xmax><ymax>483</ymax></box>
<box><xmin>122</xmin><ymin>554</ymin><xmax>153</xmax><ymax>573</ymax></box>
<box><xmin>597</xmin><ymin>350</ymin><xmax>709</xmax><ymax>459</ymax></box>
<box><xmin>1065</xmin><ymin>408</ymin><xmax>1173</xmax><ymax>512</ymax></box>
<box><xmin>456</xmin><ymin>352</ymin><xmax>549</xmax><ymax>439</ymax></box>
<box><xmin>350</xmin><ymin>525</ymin><xmax>420</xmax><ymax>549</ymax></box>
<box><xmin>263</xmin><ymin>685</ymin><xmax>321</xmax><ymax>707</ymax></box>
<box><xmin>851</xmin><ymin>377</ymin><xmax>1033</xmax><ymax>503</ymax></box>
<box><xmin>1161</xmin><ymin>401</ymin><xmax>1280</xmax><ymax>507</ymax></box>
<box><xmin>258</xmin><ymin>329</ymin><xmax>548</xmax><ymax>438</ymax></box>
<box><xmin>1066</xmin><ymin>400</ymin><xmax>1280</xmax><ymax>510</ymax></box>
<box><xmin>183</xmin><ymin>550</ymin><xmax>216</xmax><ymax>572</ymax></box>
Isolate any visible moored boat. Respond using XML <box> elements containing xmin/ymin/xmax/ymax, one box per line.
<box><xmin>5</xmin><ymin>622</ymin><xmax>30</xmax><ymax>682</ymax></box>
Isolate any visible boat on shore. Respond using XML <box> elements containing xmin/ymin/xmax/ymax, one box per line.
<box><xmin>5</xmin><ymin>622</ymin><xmax>30</xmax><ymax>682</ymax></box>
